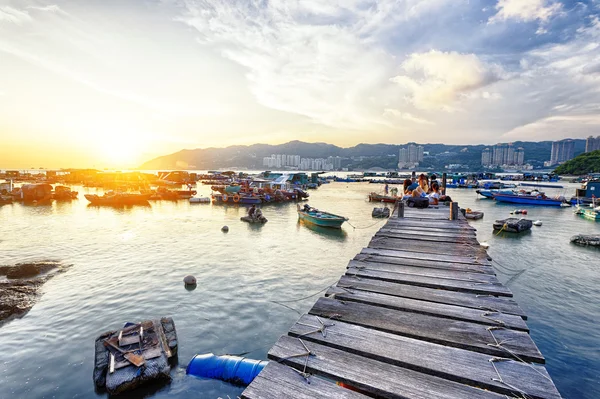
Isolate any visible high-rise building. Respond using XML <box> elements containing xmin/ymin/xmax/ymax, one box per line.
<box><xmin>550</xmin><ymin>139</ymin><xmax>575</xmax><ymax>165</ymax></box>
<box><xmin>586</xmin><ymin>136</ymin><xmax>600</xmax><ymax>152</ymax></box>
<box><xmin>515</xmin><ymin>147</ymin><xmax>525</xmax><ymax>166</ymax></box>
<box><xmin>487</xmin><ymin>143</ymin><xmax>524</xmax><ymax>166</ymax></box>
<box><xmin>398</xmin><ymin>144</ymin><xmax>424</xmax><ymax>168</ymax></box>
<box><xmin>481</xmin><ymin>148</ymin><xmax>492</xmax><ymax>166</ymax></box>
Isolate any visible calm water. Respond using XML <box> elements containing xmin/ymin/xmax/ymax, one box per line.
<box><xmin>0</xmin><ymin>181</ymin><xmax>599</xmax><ymax>398</ymax></box>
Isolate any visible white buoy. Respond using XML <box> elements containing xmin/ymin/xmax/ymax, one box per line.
<box><xmin>183</xmin><ymin>275</ymin><xmax>197</xmax><ymax>286</ymax></box>
<box><xmin>533</xmin><ymin>220</ymin><xmax>542</xmax><ymax>226</ymax></box>
<box><xmin>221</xmin><ymin>226</ymin><xmax>229</xmax><ymax>232</ymax></box>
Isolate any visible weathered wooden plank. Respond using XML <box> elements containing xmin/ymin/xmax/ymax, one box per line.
<box><xmin>309</xmin><ymin>297</ymin><xmax>544</xmax><ymax>363</ymax></box>
<box><xmin>289</xmin><ymin>315</ymin><xmax>560</xmax><ymax>399</ymax></box>
<box><xmin>241</xmin><ymin>362</ymin><xmax>369</xmax><ymax>399</ymax></box>
<box><xmin>326</xmin><ymin>287</ymin><xmax>528</xmax><ymax>331</ymax></box>
<box><xmin>368</xmin><ymin>237</ymin><xmax>489</xmax><ymax>260</ymax></box>
<box><xmin>375</xmin><ymin>230</ymin><xmax>479</xmax><ymax>244</ymax></box>
<box><xmin>345</xmin><ymin>267</ymin><xmax>512</xmax><ymax>297</ymax></box>
<box><xmin>269</xmin><ymin>335</ymin><xmax>506</xmax><ymax>399</ymax></box>
<box><xmin>348</xmin><ymin>259</ymin><xmax>498</xmax><ymax>283</ymax></box>
<box><xmin>360</xmin><ymin>247</ymin><xmax>492</xmax><ymax>266</ymax></box>
<box><xmin>337</xmin><ymin>276</ymin><xmax>527</xmax><ymax>319</ymax></box>
<box><xmin>385</xmin><ymin>218</ymin><xmax>476</xmax><ymax>231</ymax></box>
<box><xmin>379</xmin><ymin>225</ymin><xmax>477</xmax><ymax>237</ymax></box>
<box><xmin>354</xmin><ymin>253</ymin><xmax>495</xmax><ymax>274</ymax></box>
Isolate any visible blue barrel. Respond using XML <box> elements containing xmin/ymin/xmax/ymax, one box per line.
<box><xmin>186</xmin><ymin>353</ymin><xmax>268</xmax><ymax>385</ymax></box>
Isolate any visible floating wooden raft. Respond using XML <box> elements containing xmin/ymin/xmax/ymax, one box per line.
<box><xmin>242</xmin><ymin>203</ymin><xmax>562</xmax><ymax>399</ymax></box>
<box><xmin>93</xmin><ymin>317</ymin><xmax>178</xmax><ymax>395</ymax></box>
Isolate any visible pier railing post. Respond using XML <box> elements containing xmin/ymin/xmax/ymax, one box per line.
<box><xmin>442</xmin><ymin>173</ymin><xmax>447</xmax><ymax>195</ymax></box>
<box><xmin>450</xmin><ymin>201</ymin><xmax>459</xmax><ymax>220</ymax></box>
<box><xmin>397</xmin><ymin>201</ymin><xmax>404</xmax><ymax>218</ymax></box>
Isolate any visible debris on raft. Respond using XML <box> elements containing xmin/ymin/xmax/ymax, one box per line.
<box><xmin>93</xmin><ymin>317</ymin><xmax>178</xmax><ymax>395</ymax></box>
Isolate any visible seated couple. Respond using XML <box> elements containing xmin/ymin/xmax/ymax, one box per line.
<box><xmin>402</xmin><ymin>179</ymin><xmax>451</xmax><ymax>205</ymax></box>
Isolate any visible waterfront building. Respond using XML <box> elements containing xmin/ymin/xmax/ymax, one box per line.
<box><xmin>486</xmin><ymin>143</ymin><xmax>524</xmax><ymax>167</ymax></box>
<box><xmin>481</xmin><ymin>148</ymin><xmax>492</xmax><ymax>166</ymax></box>
<box><xmin>550</xmin><ymin>139</ymin><xmax>575</xmax><ymax>165</ymax></box>
<box><xmin>586</xmin><ymin>135</ymin><xmax>600</xmax><ymax>152</ymax></box>
<box><xmin>398</xmin><ymin>143</ymin><xmax>423</xmax><ymax>169</ymax></box>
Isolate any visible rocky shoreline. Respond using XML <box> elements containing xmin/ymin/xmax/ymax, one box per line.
<box><xmin>0</xmin><ymin>261</ymin><xmax>67</xmax><ymax>325</ymax></box>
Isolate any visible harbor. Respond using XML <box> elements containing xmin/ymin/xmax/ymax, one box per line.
<box><xmin>1</xmin><ymin>177</ymin><xmax>599</xmax><ymax>398</ymax></box>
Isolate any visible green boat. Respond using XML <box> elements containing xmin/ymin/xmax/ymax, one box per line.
<box><xmin>575</xmin><ymin>205</ymin><xmax>600</xmax><ymax>221</ymax></box>
<box><xmin>297</xmin><ymin>204</ymin><xmax>348</xmax><ymax>229</ymax></box>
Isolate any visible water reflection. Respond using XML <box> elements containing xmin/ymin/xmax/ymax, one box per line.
<box><xmin>296</xmin><ymin>219</ymin><xmax>348</xmax><ymax>241</ymax></box>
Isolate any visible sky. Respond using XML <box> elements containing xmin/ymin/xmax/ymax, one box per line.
<box><xmin>1</xmin><ymin>0</ymin><xmax>600</xmax><ymax>168</ymax></box>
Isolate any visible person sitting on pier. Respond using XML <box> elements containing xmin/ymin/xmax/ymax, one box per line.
<box><xmin>403</xmin><ymin>178</ymin><xmax>425</xmax><ymax>199</ymax></box>
<box><xmin>428</xmin><ymin>182</ymin><xmax>441</xmax><ymax>205</ymax></box>
<box><xmin>418</xmin><ymin>174</ymin><xmax>429</xmax><ymax>193</ymax></box>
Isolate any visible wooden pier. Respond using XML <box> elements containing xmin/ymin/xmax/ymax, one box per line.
<box><xmin>242</xmin><ymin>204</ymin><xmax>562</xmax><ymax>399</ymax></box>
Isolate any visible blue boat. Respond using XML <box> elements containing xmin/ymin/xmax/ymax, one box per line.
<box><xmin>493</xmin><ymin>193</ymin><xmax>566</xmax><ymax>206</ymax></box>
<box><xmin>476</xmin><ymin>189</ymin><xmax>514</xmax><ymax>199</ymax></box>
<box><xmin>297</xmin><ymin>204</ymin><xmax>348</xmax><ymax>228</ymax></box>
<box><xmin>211</xmin><ymin>193</ymin><xmax>262</xmax><ymax>204</ymax></box>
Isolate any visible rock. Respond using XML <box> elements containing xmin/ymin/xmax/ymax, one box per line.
<box><xmin>0</xmin><ymin>261</ymin><xmax>66</xmax><ymax>325</ymax></box>
<box><xmin>221</xmin><ymin>225</ymin><xmax>229</xmax><ymax>232</ymax></box>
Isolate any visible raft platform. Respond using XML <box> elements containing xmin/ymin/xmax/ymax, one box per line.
<box><xmin>242</xmin><ymin>203</ymin><xmax>562</xmax><ymax>399</ymax></box>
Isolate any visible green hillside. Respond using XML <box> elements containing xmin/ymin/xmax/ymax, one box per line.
<box><xmin>554</xmin><ymin>150</ymin><xmax>600</xmax><ymax>175</ymax></box>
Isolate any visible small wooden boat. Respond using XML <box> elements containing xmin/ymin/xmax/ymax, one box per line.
<box><xmin>368</xmin><ymin>192</ymin><xmax>398</xmax><ymax>203</ymax></box>
<box><xmin>493</xmin><ymin>218</ymin><xmax>533</xmax><ymax>233</ymax></box>
<box><xmin>575</xmin><ymin>206</ymin><xmax>600</xmax><ymax>221</ymax></box>
<box><xmin>464</xmin><ymin>209</ymin><xmax>484</xmax><ymax>220</ymax></box>
<box><xmin>297</xmin><ymin>204</ymin><xmax>348</xmax><ymax>229</ymax></box>
<box><xmin>84</xmin><ymin>192</ymin><xmax>151</xmax><ymax>206</ymax></box>
<box><xmin>571</xmin><ymin>234</ymin><xmax>600</xmax><ymax>246</ymax></box>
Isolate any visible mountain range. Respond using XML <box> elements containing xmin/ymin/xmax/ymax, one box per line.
<box><xmin>138</xmin><ymin>140</ymin><xmax>587</xmax><ymax>171</ymax></box>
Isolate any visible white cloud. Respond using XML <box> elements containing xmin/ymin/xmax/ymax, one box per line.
<box><xmin>383</xmin><ymin>108</ymin><xmax>435</xmax><ymax>125</ymax></box>
<box><xmin>27</xmin><ymin>5</ymin><xmax>68</xmax><ymax>15</ymax></box>
<box><xmin>175</xmin><ymin>0</ymin><xmax>460</xmax><ymax>131</ymax></box>
<box><xmin>0</xmin><ymin>6</ymin><xmax>32</xmax><ymax>25</ymax></box>
<box><xmin>390</xmin><ymin>50</ymin><xmax>506</xmax><ymax>110</ymax></box>
<box><xmin>490</xmin><ymin>0</ymin><xmax>562</xmax><ymax>23</ymax></box>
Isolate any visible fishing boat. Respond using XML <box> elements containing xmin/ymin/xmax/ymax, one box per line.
<box><xmin>211</xmin><ymin>193</ymin><xmax>262</xmax><ymax>204</ymax></box>
<box><xmin>368</xmin><ymin>192</ymin><xmax>398</xmax><ymax>203</ymax></box>
<box><xmin>574</xmin><ymin>205</ymin><xmax>600</xmax><ymax>221</ymax></box>
<box><xmin>493</xmin><ymin>218</ymin><xmax>533</xmax><ymax>233</ymax></box>
<box><xmin>297</xmin><ymin>204</ymin><xmax>348</xmax><ymax>229</ymax></box>
<box><xmin>493</xmin><ymin>192</ymin><xmax>566</xmax><ymax>206</ymax></box>
<box><xmin>84</xmin><ymin>192</ymin><xmax>151</xmax><ymax>205</ymax></box>
<box><xmin>53</xmin><ymin>186</ymin><xmax>78</xmax><ymax>200</ymax></box>
<box><xmin>476</xmin><ymin>189</ymin><xmax>514</xmax><ymax>199</ymax></box>
<box><xmin>569</xmin><ymin>181</ymin><xmax>600</xmax><ymax>205</ymax></box>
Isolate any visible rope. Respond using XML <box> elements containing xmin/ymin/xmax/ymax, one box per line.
<box><xmin>277</xmin><ymin>338</ymin><xmax>314</xmax><ymax>383</ymax></box>
<box><xmin>270</xmin><ymin>282</ymin><xmax>336</xmax><ymax>303</ymax></box>
<box><xmin>346</xmin><ymin>218</ymin><xmax>388</xmax><ymax>230</ymax></box>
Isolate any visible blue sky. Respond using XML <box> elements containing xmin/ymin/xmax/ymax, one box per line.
<box><xmin>1</xmin><ymin>0</ymin><xmax>599</xmax><ymax>167</ymax></box>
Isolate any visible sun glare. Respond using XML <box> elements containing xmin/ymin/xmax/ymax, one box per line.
<box><xmin>91</xmin><ymin>124</ymin><xmax>146</xmax><ymax>168</ymax></box>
